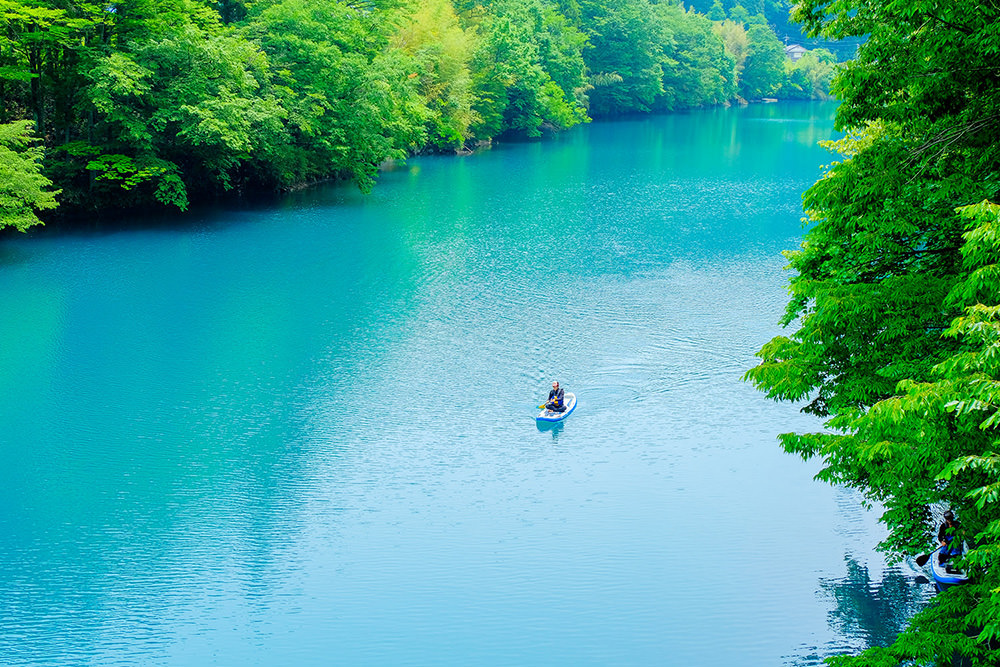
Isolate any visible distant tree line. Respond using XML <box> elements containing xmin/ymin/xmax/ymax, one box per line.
<box><xmin>0</xmin><ymin>0</ymin><xmax>839</xmax><ymax>227</ymax></box>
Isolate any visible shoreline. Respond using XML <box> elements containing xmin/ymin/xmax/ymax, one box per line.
<box><xmin>8</xmin><ymin>99</ymin><xmax>837</xmax><ymax>237</ymax></box>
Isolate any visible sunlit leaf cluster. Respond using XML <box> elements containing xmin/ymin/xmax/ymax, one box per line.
<box><xmin>0</xmin><ymin>119</ymin><xmax>59</xmax><ymax>230</ymax></box>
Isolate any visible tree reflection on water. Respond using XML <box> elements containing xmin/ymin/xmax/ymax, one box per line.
<box><xmin>790</xmin><ymin>556</ymin><xmax>933</xmax><ymax>665</ymax></box>
<box><xmin>825</xmin><ymin>557</ymin><xmax>931</xmax><ymax>647</ymax></box>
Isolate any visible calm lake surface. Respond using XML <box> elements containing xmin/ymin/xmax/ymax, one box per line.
<box><xmin>0</xmin><ymin>102</ymin><xmax>931</xmax><ymax>665</ymax></box>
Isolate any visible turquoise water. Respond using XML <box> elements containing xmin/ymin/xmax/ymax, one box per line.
<box><xmin>0</xmin><ymin>102</ymin><xmax>929</xmax><ymax>665</ymax></box>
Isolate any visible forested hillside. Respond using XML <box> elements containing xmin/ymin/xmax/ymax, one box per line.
<box><xmin>1</xmin><ymin>0</ymin><xmax>836</xmax><ymax>226</ymax></box>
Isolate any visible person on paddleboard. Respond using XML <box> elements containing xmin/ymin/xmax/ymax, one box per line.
<box><xmin>544</xmin><ymin>381</ymin><xmax>566</xmax><ymax>412</ymax></box>
<box><xmin>938</xmin><ymin>510</ymin><xmax>963</xmax><ymax>571</ymax></box>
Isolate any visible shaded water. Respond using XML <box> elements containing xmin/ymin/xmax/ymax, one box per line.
<box><xmin>0</xmin><ymin>102</ymin><xmax>930</xmax><ymax>665</ymax></box>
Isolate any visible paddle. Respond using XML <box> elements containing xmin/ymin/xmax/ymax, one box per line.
<box><xmin>915</xmin><ymin>546</ymin><xmax>942</xmax><ymax>567</ymax></box>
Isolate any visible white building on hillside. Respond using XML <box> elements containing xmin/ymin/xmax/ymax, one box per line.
<box><xmin>785</xmin><ymin>44</ymin><xmax>808</xmax><ymax>61</ymax></box>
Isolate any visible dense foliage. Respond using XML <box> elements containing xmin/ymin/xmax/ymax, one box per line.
<box><xmin>0</xmin><ymin>119</ymin><xmax>59</xmax><ymax>229</ymax></box>
<box><xmin>0</xmin><ymin>0</ymin><xmax>836</xmax><ymax>226</ymax></box>
<box><xmin>746</xmin><ymin>0</ymin><xmax>1000</xmax><ymax>663</ymax></box>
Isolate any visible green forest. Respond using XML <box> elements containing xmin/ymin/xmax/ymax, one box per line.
<box><xmin>746</xmin><ymin>0</ymin><xmax>1000</xmax><ymax>664</ymax></box>
<box><xmin>1</xmin><ymin>0</ymin><xmax>835</xmax><ymax>227</ymax></box>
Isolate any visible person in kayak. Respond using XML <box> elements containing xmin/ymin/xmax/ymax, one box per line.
<box><xmin>938</xmin><ymin>510</ymin><xmax>963</xmax><ymax>570</ymax></box>
<box><xmin>544</xmin><ymin>381</ymin><xmax>565</xmax><ymax>412</ymax></box>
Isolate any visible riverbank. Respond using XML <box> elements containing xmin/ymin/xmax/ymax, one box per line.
<box><xmin>9</xmin><ymin>97</ymin><xmax>835</xmax><ymax>236</ymax></box>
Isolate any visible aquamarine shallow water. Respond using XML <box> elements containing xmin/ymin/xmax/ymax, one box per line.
<box><xmin>0</xmin><ymin>102</ymin><xmax>930</xmax><ymax>666</ymax></box>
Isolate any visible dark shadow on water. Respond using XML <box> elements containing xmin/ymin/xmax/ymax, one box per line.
<box><xmin>823</xmin><ymin>557</ymin><xmax>930</xmax><ymax>648</ymax></box>
<box><xmin>788</xmin><ymin>556</ymin><xmax>932</xmax><ymax>665</ymax></box>
<box><xmin>1</xmin><ymin>179</ymin><xmax>370</xmax><ymax>241</ymax></box>
<box><xmin>0</xmin><ymin>244</ymin><xmax>33</xmax><ymax>268</ymax></box>
<box><xmin>535</xmin><ymin>419</ymin><xmax>565</xmax><ymax>440</ymax></box>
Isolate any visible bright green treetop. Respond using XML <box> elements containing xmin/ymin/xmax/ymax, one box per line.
<box><xmin>738</xmin><ymin>23</ymin><xmax>783</xmax><ymax>99</ymax></box>
<box><xmin>0</xmin><ymin>120</ymin><xmax>59</xmax><ymax>231</ymax></box>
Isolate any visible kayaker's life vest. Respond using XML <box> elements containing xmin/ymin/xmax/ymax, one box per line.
<box><xmin>549</xmin><ymin>387</ymin><xmax>564</xmax><ymax>408</ymax></box>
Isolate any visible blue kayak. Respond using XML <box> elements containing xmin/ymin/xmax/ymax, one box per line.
<box><xmin>537</xmin><ymin>392</ymin><xmax>576</xmax><ymax>423</ymax></box>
